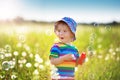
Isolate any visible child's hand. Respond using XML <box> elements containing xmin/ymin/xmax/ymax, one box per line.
<box><xmin>62</xmin><ymin>54</ymin><xmax>74</xmax><ymax>61</ymax></box>
<box><xmin>78</xmin><ymin>52</ymin><xmax>86</xmax><ymax>65</ymax></box>
<box><xmin>50</xmin><ymin>54</ymin><xmax>74</xmax><ymax>65</ymax></box>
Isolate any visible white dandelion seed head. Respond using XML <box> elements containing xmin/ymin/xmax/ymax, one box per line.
<box><xmin>18</xmin><ymin>60</ymin><xmax>22</xmax><ymax>64</ymax></box>
<box><xmin>11</xmin><ymin>74</ymin><xmax>17</xmax><ymax>79</ymax></box>
<box><xmin>8</xmin><ymin>53</ymin><xmax>12</xmax><ymax>57</ymax></box>
<box><xmin>0</xmin><ymin>75</ymin><xmax>5</xmax><ymax>79</ymax></box>
<box><xmin>51</xmin><ymin>72</ymin><xmax>60</xmax><ymax>79</ymax></box>
<box><xmin>9</xmin><ymin>60</ymin><xmax>16</xmax><ymax>69</ymax></box>
<box><xmin>13</xmin><ymin>51</ymin><xmax>19</xmax><ymax>56</ymax></box>
<box><xmin>24</xmin><ymin>44</ymin><xmax>30</xmax><ymax>51</ymax></box>
<box><xmin>19</xmin><ymin>64</ymin><xmax>23</xmax><ymax>68</ymax></box>
<box><xmin>116</xmin><ymin>48</ymin><xmax>120</xmax><ymax>52</ymax></box>
<box><xmin>33</xmin><ymin>69</ymin><xmax>39</xmax><ymax>75</ymax></box>
<box><xmin>12</xmin><ymin>58</ymin><xmax>16</xmax><ymax>61</ymax></box>
<box><xmin>0</xmin><ymin>48</ymin><xmax>5</xmax><ymax>59</ymax></box>
<box><xmin>0</xmin><ymin>54</ymin><xmax>5</xmax><ymax>59</ymax></box>
<box><xmin>85</xmin><ymin>57</ymin><xmax>89</xmax><ymax>62</ymax></box>
<box><xmin>17</xmin><ymin>43</ymin><xmax>22</xmax><ymax>47</ymax></box>
<box><xmin>34</xmin><ymin>63</ymin><xmax>39</xmax><ymax>67</ymax></box>
<box><xmin>29</xmin><ymin>53</ymin><xmax>33</xmax><ymax>58</ymax></box>
<box><xmin>105</xmin><ymin>54</ymin><xmax>109</xmax><ymax>61</ymax></box>
<box><xmin>22</xmin><ymin>59</ymin><xmax>27</xmax><ymax>64</ymax></box>
<box><xmin>35</xmin><ymin>54</ymin><xmax>43</xmax><ymax>63</ymax></box>
<box><xmin>45</xmin><ymin>61</ymin><xmax>50</xmax><ymax>66</ymax></box>
<box><xmin>116</xmin><ymin>57</ymin><xmax>120</xmax><ymax>61</ymax></box>
<box><xmin>112</xmin><ymin>52</ymin><xmax>116</xmax><ymax>55</ymax></box>
<box><xmin>5</xmin><ymin>53</ymin><xmax>12</xmax><ymax>57</ymax></box>
<box><xmin>98</xmin><ymin>55</ymin><xmax>103</xmax><ymax>59</ymax></box>
<box><xmin>22</xmin><ymin>51</ymin><xmax>27</xmax><ymax>57</ymax></box>
<box><xmin>75</xmin><ymin>67</ymin><xmax>78</xmax><ymax>72</ymax></box>
<box><xmin>26</xmin><ymin>63</ymin><xmax>32</xmax><ymax>68</ymax></box>
<box><xmin>51</xmin><ymin>65</ymin><xmax>58</xmax><ymax>73</ymax></box>
<box><xmin>109</xmin><ymin>48</ymin><xmax>113</xmax><ymax>53</ymax></box>
<box><xmin>39</xmin><ymin>65</ymin><xmax>44</xmax><ymax>70</ymax></box>
<box><xmin>35</xmin><ymin>54</ymin><xmax>40</xmax><ymax>58</ymax></box>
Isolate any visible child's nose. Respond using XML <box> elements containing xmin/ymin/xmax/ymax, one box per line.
<box><xmin>59</xmin><ymin>31</ymin><xmax>63</xmax><ymax>35</ymax></box>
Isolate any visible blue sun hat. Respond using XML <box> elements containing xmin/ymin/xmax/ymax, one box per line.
<box><xmin>60</xmin><ymin>17</ymin><xmax>77</xmax><ymax>41</ymax></box>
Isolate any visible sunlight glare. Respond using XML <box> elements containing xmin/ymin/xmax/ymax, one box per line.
<box><xmin>0</xmin><ymin>0</ymin><xmax>20</xmax><ymax>20</ymax></box>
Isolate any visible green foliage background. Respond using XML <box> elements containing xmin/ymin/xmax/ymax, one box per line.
<box><xmin>0</xmin><ymin>23</ymin><xmax>120</xmax><ymax>80</ymax></box>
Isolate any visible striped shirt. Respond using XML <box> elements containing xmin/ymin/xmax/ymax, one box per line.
<box><xmin>50</xmin><ymin>42</ymin><xmax>79</xmax><ymax>79</ymax></box>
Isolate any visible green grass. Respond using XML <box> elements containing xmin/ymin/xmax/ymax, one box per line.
<box><xmin>0</xmin><ymin>23</ymin><xmax>120</xmax><ymax>80</ymax></box>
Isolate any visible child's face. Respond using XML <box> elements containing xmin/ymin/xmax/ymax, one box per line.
<box><xmin>55</xmin><ymin>23</ymin><xmax>74</xmax><ymax>43</ymax></box>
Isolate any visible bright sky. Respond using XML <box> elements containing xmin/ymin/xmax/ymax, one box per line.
<box><xmin>0</xmin><ymin>0</ymin><xmax>120</xmax><ymax>23</ymax></box>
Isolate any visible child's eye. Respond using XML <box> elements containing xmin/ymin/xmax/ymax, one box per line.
<box><xmin>58</xmin><ymin>30</ymin><xmax>60</xmax><ymax>32</ymax></box>
<box><xmin>64</xmin><ymin>30</ymin><xmax>66</xmax><ymax>32</ymax></box>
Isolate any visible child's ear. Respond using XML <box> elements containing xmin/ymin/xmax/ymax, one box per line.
<box><xmin>71</xmin><ymin>38</ymin><xmax>74</xmax><ymax>42</ymax></box>
<box><xmin>71</xmin><ymin>35</ymin><xmax>74</xmax><ymax>42</ymax></box>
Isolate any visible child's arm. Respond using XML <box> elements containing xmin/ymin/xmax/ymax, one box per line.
<box><xmin>50</xmin><ymin>54</ymin><xmax>73</xmax><ymax>65</ymax></box>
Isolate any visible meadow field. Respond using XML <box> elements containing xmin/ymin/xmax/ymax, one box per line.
<box><xmin>0</xmin><ymin>22</ymin><xmax>120</xmax><ymax>80</ymax></box>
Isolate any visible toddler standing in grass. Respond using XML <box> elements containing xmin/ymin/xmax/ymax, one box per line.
<box><xmin>49</xmin><ymin>17</ymin><xmax>86</xmax><ymax>80</ymax></box>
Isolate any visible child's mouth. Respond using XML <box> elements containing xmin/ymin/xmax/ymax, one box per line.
<box><xmin>60</xmin><ymin>37</ymin><xmax>64</xmax><ymax>39</ymax></box>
